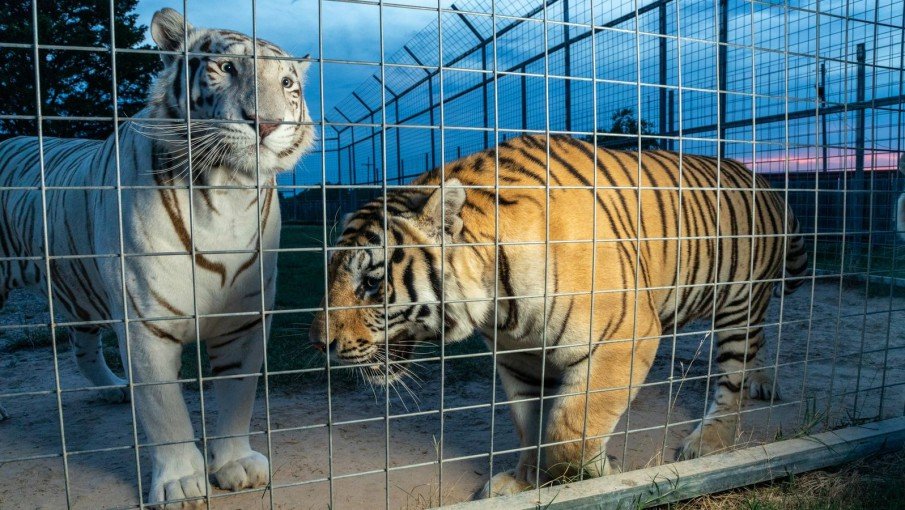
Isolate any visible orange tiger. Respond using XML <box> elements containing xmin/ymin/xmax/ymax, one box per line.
<box><xmin>310</xmin><ymin>135</ymin><xmax>808</xmax><ymax>496</ymax></box>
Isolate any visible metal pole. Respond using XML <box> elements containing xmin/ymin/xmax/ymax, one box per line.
<box><xmin>428</xmin><ymin>76</ymin><xmax>436</xmax><ymax>169</ymax></box>
<box><xmin>292</xmin><ymin>162</ymin><xmax>298</xmax><ymax>222</ymax></box>
<box><xmin>718</xmin><ymin>0</ymin><xmax>728</xmax><ymax>156</ymax></box>
<box><xmin>668</xmin><ymin>89</ymin><xmax>675</xmax><ymax>150</ymax></box>
<box><xmin>335</xmin><ymin>128</ymin><xmax>343</xmax><ymax>185</ymax></box>
<box><xmin>850</xmin><ymin>43</ymin><xmax>866</xmax><ymax>257</ymax></box>
<box><xmin>563</xmin><ymin>0</ymin><xmax>572</xmax><ymax>132</ymax></box>
<box><xmin>856</xmin><ymin>44</ymin><xmax>866</xmax><ymax>176</ymax></box>
<box><xmin>821</xmin><ymin>62</ymin><xmax>828</xmax><ymax>173</ymax></box>
<box><xmin>521</xmin><ymin>66</ymin><xmax>528</xmax><ymax>131</ymax></box>
<box><xmin>482</xmin><ymin>44</ymin><xmax>490</xmax><ymax>149</ymax></box>
<box><xmin>349</xmin><ymin>128</ymin><xmax>357</xmax><ymax>205</ymax></box>
<box><xmin>395</xmin><ymin>99</ymin><xmax>402</xmax><ymax>183</ymax></box>
<box><xmin>659</xmin><ymin>0</ymin><xmax>668</xmax><ymax>148</ymax></box>
<box><xmin>370</xmin><ymin>112</ymin><xmax>377</xmax><ymax>184</ymax></box>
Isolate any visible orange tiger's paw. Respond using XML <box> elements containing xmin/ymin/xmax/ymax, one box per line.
<box><xmin>676</xmin><ymin>418</ymin><xmax>737</xmax><ymax>460</ymax></box>
<box><xmin>478</xmin><ymin>471</ymin><xmax>533</xmax><ymax>498</ymax></box>
<box><xmin>545</xmin><ymin>439</ymin><xmax>618</xmax><ymax>481</ymax></box>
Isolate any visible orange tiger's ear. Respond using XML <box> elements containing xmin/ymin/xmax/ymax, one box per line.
<box><xmin>421</xmin><ymin>178</ymin><xmax>466</xmax><ymax>239</ymax></box>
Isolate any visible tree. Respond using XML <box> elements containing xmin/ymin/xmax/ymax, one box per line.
<box><xmin>0</xmin><ymin>0</ymin><xmax>160</xmax><ymax>140</ymax></box>
<box><xmin>588</xmin><ymin>107</ymin><xmax>660</xmax><ymax>150</ymax></box>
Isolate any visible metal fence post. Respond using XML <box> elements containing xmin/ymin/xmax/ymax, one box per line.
<box><xmin>718</xmin><ymin>0</ymin><xmax>728</xmax><ymax>156</ymax></box>
<box><xmin>659</xmin><ymin>0</ymin><xmax>668</xmax><ymax>148</ymax></box>
<box><xmin>668</xmin><ymin>89</ymin><xmax>675</xmax><ymax>151</ymax></box>
<box><xmin>521</xmin><ymin>65</ymin><xmax>528</xmax><ymax>131</ymax></box>
<box><xmin>821</xmin><ymin>62</ymin><xmax>828</xmax><ymax>173</ymax></box>
<box><xmin>848</xmin><ymin>43</ymin><xmax>867</xmax><ymax>262</ymax></box>
<box><xmin>563</xmin><ymin>0</ymin><xmax>572</xmax><ymax>132</ymax></box>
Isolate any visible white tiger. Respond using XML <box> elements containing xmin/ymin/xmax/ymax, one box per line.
<box><xmin>0</xmin><ymin>9</ymin><xmax>312</xmax><ymax>508</ymax></box>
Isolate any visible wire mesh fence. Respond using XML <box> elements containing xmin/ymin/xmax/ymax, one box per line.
<box><xmin>0</xmin><ymin>0</ymin><xmax>903</xmax><ymax>508</ymax></box>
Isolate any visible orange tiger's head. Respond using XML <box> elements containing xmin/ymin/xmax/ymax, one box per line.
<box><xmin>308</xmin><ymin>180</ymin><xmax>471</xmax><ymax>384</ymax></box>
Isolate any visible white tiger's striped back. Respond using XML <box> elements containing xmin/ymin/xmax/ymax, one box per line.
<box><xmin>0</xmin><ymin>136</ymin><xmax>112</xmax><ymax>319</ymax></box>
<box><xmin>0</xmin><ymin>7</ymin><xmax>313</xmax><ymax>507</ymax></box>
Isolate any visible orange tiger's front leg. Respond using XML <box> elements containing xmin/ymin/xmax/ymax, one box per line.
<box><xmin>544</xmin><ymin>291</ymin><xmax>661</xmax><ymax>480</ymax></box>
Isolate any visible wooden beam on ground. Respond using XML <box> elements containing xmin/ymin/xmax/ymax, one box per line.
<box><xmin>445</xmin><ymin>416</ymin><xmax>905</xmax><ymax>510</ymax></box>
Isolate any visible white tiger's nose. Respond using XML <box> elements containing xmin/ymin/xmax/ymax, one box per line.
<box><xmin>242</xmin><ymin>110</ymin><xmax>279</xmax><ymax>139</ymax></box>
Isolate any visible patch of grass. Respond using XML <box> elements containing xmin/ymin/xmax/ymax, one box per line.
<box><xmin>657</xmin><ymin>449</ymin><xmax>905</xmax><ymax>510</ymax></box>
<box><xmin>443</xmin><ymin>335</ymin><xmax>494</xmax><ymax>381</ymax></box>
<box><xmin>266</xmin><ymin>224</ymin><xmax>330</xmax><ymax>386</ymax></box>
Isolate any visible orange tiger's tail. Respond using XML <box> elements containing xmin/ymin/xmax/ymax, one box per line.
<box><xmin>775</xmin><ymin>212</ymin><xmax>809</xmax><ymax>297</ymax></box>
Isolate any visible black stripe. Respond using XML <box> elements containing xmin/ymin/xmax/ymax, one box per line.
<box><xmin>498</xmin><ymin>360</ymin><xmax>559</xmax><ymax>388</ymax></box>
<box><xmin>172</xmin><ymin>58</ymin><xmax>184</xmax><ymax>104</ymax></box>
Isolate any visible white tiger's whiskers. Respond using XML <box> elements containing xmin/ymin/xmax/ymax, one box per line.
<box><xmin>130</xmin><ymin>121</ymin><xmax>234</xmax><ymax>182</ymax></box>
<box><xmin>150</xmin><ymin>135</ymin><xmax>229</xmax><ymax>184</ymax></box>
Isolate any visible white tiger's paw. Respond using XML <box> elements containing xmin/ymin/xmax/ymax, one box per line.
<box><xmin>478</xmin><ymin>471</ymin><xmax>533</xmax><ymax>499</ymax></box>
<box><xmin>150</xmin><ymin>470</ymin><xmax>209</xmax><ymax>509</ymax></box>
<box><xmin>99</xmin><ymin>385</ymin><xmax>131</xmax><ymax>404</ymax></box>
<box><xmin>211</xmin><ymin>451</ymin><xmax>269</xmax><ymax>491</ymax></box>
<box><xmin>747</xmin><ymin>372</ymin><xmax>781</xmax><ymax>401</ymax></box>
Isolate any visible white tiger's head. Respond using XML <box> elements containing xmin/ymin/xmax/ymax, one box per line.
<box><xmin>143</xmin><ymin>8</ymin><xmax>313</xmax><ymax>177</ymax></box>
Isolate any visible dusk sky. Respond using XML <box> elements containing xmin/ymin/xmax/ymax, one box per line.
<box><xmin>134</xmin><ymin>0</ymin><xmax>456</xmax><ymax>118</ymax></box>
<box><xmin>131</xmin><ymin>0</ymin><xmax>904</xmax><ymax>187</ymax></box>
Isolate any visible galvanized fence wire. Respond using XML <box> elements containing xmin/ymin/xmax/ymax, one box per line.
<box><xmin>0</xmin><ymin>0</ymin><xmax>904</xmax><ymax>508</ymax></box>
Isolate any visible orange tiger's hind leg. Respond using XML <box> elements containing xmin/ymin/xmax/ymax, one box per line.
<box><xmin>544</xmin><ymin>292</ymin><xmax>661</xmax><ymax>480</ymax></box>
<box><xmin>678</xmin><ymin>282</ymin><xmax>774</xmax><ymax>459</ymax></box>
<box><xmin>478</xmin><ymin>355</ymin><xmax>544</xmax><ymax>498</ymax></box>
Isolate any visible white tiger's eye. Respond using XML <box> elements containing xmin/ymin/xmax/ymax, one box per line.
<box><xmin>220</xmin><ymin>62</ymin><xmax>235</xmax><ymax>74</ymax></box>
<box><xmin>282</xmin><ymin>77</ymin><xmax>293</xmax><ymax>89</ymax></box>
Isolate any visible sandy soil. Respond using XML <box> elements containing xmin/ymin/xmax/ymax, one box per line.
<box><xmin>1</xmin><ymin>278</ymin><xmax>903</xmax><ymax>509</ymax></box>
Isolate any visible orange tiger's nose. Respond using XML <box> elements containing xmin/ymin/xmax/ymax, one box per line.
<box><xmin>311</xmin><ymin>339</ymin><xmax>337</xmax><ymax>353</ymax></box>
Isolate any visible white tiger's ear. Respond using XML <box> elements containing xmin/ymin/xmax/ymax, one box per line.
<box><xmin>151</xmin><ymin>8</ymin><xmax>192</xmax><ymax>62</ymax></box>
<box><xmin>421</xmin><ymin>179</ymin><xmax>466</xmax><ymax>238</ymax></box>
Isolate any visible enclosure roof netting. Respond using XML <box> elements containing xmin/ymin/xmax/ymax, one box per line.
<box><xmin>327</xmin><ymin>0</ymin><xmax>585</xmax><ymax>129</ymax></box>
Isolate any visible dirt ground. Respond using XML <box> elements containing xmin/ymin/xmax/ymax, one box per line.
<box><xmin>1</xmin><ymin>278</ymin><xmax>903</xmax><ymax>510</ymax></box>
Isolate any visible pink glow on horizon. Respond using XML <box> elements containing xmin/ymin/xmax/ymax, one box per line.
<box><xmin>735</xmin><ymin>148</ymin><xmax>901</xmax><ymax>173</ymax></box>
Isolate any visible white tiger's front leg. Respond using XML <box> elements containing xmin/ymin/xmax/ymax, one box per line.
<box><xmin>206</xmin><ymin>317</ymin><xmax>269</xmax><ymax>492</ymax></box>
<box><xmin>123</xmin><ymin>330</ymin><xmax>208</xmax><ymax>509</ymax></box>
